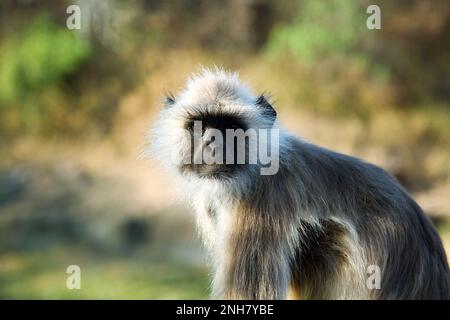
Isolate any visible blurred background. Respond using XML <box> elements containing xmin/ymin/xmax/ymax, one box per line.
<box><xmin>0</xmin><ymin>0</ymin><xmax>449</xmax><ymax>299</ymax></box>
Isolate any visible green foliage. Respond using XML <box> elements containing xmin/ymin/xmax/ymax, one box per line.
<box><xmin>266</xmin><ymin>0</ymin><xmax>366</xmax><ymax>64</ymax></box>
<box><xmin>0</xmin><ymin>16</ymin><xmax>91</xmax><ymax>104</ymax></box>
<box><xmin>264</xmin><ymin>0</ymin><xmax>393</xmax><ymax>117</ymax></box>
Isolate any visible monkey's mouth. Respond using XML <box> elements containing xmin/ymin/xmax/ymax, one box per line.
<box><xmin>180</xmin><ymin>163</ymin><xmax>242</xmax><ymax>179</ymax></box>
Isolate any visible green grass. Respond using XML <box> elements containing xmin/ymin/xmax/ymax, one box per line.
<box><xmin>0</xmin><ymin>247</ymin><xmax>210</xmax><ymax>299</ymax></box>
<box><xmin>2</xmin><ymin>225</ymin><xmax>449</xmax><ymax>300</ymax></box>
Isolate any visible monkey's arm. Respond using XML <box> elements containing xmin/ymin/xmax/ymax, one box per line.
<box><xmin>212</xmin><ymin>210</ymin><xmax>291</xmax><ymax>300</ymax></box>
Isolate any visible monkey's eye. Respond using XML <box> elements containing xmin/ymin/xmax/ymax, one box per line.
<box><xmin>187</xmin><ymin>121</ymin><xmax>195</xmax><ymax>132</ymax></box>
<box><xmin>186</xmin><ymin>121</ymin><xmax>206</xmax><ymax>135</ymax></box>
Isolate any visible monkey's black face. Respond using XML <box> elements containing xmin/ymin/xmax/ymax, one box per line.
<box><xmin>161</xmin><ymin>93</ymin><xmax>277</xmax><ymax>178</ymax></box>
<box><xmin>180</xmin><ymin>113</ymin><xmax>252</xmax><ymax>179</ymax></box>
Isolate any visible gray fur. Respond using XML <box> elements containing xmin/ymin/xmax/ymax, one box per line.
<box><xmin>149</xmin><ymin>68</ymin><xmax>449</xmax><ymax>299</ymax></box>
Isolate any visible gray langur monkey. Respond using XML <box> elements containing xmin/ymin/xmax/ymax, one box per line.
<box><xmin>149</xmin><ymin>68</ymin><xmax>449</xmax><ymax>299</ymax></box>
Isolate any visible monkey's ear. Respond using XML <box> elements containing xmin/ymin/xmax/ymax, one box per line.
<box><xmin>256</xmin><ymin>95</ymin><xmax>276</xmax><ymax>125</ymax></box>
<box><xmin>164</xmin><ymin>93</ymin><xmax>176</xmax><ymax>108</ymax></box>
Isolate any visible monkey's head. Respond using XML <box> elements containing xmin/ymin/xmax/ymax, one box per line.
<box><xmin>150</xmin><ymin>68</ymin><xmax>278</xmax><ymax>180</ymax></box>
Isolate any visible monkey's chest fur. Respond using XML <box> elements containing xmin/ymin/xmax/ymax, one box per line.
<box><xmin>201</xmin><ymin>197</ymin><xmax>361</xmax><ymax>299</ymax></box>
<box><xmin>289</xmin><ymin>220</ymin><xmax>354</xmax><ymax>299</ymax></box>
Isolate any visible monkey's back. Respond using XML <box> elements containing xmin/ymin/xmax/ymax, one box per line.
<box><xmin>280</xmin><ymin>136</ymin><xmax>450</xmax><ymax>299</ymax></box>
